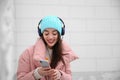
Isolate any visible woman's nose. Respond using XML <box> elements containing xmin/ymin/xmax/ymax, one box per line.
<box><xmin>48</xmin><ymin>34</ymin><xmax>53</xmax><ymax>39</ymax></box>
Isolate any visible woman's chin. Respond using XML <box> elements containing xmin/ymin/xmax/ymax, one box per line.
<box><xmin>47</xmin><ymin>43</ymin><xmax>55</xmax><ymax>48</ymax></box>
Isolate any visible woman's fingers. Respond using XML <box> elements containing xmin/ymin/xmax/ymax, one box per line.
<box><xmin>38</xmin><ymin>67</ymin><xmax>51</xmax><ymax>76</ymax></box>
<box><xmin>38</xmin><ymin>67</ymin><xmax>61</xmax><ymax>79</ymax></box>
<box><xmin>49</xmin><ymin>69</ymin><xmax>61</xmax><ymax>79</ymax></box>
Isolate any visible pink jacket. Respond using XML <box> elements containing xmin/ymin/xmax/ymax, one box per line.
<box><xmin>17</xmin><ymin>38</ymin><xmax>79</xmax><ymax>80</ymax></box>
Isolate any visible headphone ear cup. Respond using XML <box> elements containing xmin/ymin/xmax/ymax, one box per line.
<box><xmin>61</xmin><ymin>27</ymin><xmax>65</xmax><ymax>35</ymax></box>
<box><xmin>57</xmin><ymin>17</ymin><xmax>65</xmax><ymax>35</ymax></box>
<box><xmin>38</xmin><ymin>19</ymin><xmax>42</xmax><ymax>36</ymax></box>
<box><xmin>38</xmin><ymin>27</ymin><xmax>42</xmax><ymax>36</ymax></box>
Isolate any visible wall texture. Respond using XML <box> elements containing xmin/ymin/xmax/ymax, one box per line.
<box><xmin>0</xmin><ymin>0</ymin><xmax>15</xmax><ymax>80</ymax></box>
<box><xmin>2</xmin><ymin>0</ymin><xmax>119</xmax><ymax>80</ymax></box>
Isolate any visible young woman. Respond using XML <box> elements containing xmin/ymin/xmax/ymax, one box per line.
<box><xmin>17</xmin><ymin>16</ymin><xmax>79</xmax><ymax>80</ymax></box>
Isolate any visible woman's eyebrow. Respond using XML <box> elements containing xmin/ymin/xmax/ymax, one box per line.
<box><xmin>44</xmin><ymin>30</ymin><xmax>49</xmax><ymax>32</ymax></box>
<box><xmin>53</xmin><ymin>30</ymin><xmax>57</xmax><ymax>32</ymax></box>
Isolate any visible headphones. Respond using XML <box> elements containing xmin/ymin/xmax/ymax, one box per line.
<box><xmin>38</xmin><ymin>17</ymin><xmax>65</xmax><ymax>36</ymax></box>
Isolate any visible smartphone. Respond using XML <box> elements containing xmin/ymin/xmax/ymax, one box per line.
<box><xmin>40</xmin><ymin>60</ymin><xmax>50</xmax><ymax>68</ymax></box>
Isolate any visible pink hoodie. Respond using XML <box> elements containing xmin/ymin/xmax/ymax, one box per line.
<box><xmin>17</xmin><ymin>38</ymin><xmax>79</xmax><ymax>80</ymax></box>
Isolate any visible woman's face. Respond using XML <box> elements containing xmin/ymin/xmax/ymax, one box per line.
<box><xmin>43</xmin><ymin>28</ymin><xmax>59</xmax><ymax>48</ymax></box>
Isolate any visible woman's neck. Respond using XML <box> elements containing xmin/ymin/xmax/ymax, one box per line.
<box><xmin>45</xmin><ymin>46</ymin><xmax>53</xmax><ymax>62</ymax></box>
<box><xmin>47</xmin><ymin>45</ymin><xmax>53</xmax><ymax>49</ymax></box>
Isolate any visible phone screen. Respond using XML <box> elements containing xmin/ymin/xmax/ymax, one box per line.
<box><xmin>40</xmin><ymin>60</ymin><xmax>50</xmax><ymax>68</ymax></box>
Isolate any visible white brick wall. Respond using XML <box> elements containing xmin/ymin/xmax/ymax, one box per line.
<box><xmin>0</xmin><ymin>0</ymin><xmax>15</xmax><ymax>80</ymax></box>
<box><xmin>15</xmin><ymin>0</ymin><xmax>120</xmax><ymax>74</ymax></box>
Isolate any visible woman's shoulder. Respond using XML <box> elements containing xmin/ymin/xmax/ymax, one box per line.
<box><xmin>19</xmin><ymin>45</ymin><xmax>35</xmax><ymax>59</ymax></box>
<box><xmin>62</xmin><ymin>40</ymin><xmax>79</xmax><ymax>63</ymax></box>
<box><xmin>20</xmin><ymin>38</ymin><xmax>42</xmax><ymax>57</ymax></box>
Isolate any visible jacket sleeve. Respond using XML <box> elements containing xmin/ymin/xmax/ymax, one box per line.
<box><xmin>59</xmin><ymin>63</ymin><xmax>72</xmax><ymax>80</ymax></box>
<box><xmin>17</xmin><ymin>49</ymin><xmax>35</xmax><ymax>80</ymax></box>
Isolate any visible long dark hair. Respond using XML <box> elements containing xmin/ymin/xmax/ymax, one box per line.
<box><xmin>41</xmin><ymin>32</ymin><xmax>66</xmax><ymax>69</ymax></box>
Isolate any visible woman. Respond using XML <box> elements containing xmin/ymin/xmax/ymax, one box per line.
<box><xmin>17</xmin><ymin>16</ymin><xmax>79</xmax><ymax>80</ymax></box>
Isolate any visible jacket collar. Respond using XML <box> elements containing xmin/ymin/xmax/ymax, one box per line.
<box><xmin>33</xmin><ymin>38</ymin><xmax>79</xmax><ymax>63</ymax></box>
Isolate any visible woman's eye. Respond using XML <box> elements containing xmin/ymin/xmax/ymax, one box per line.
<box><xmin>45</xmin><ymin>33</ymin><xmax>49</xmax><ymax>36</ymax></box>
<box><xmin>53</xmin><ymin>33</ymin><xmax>57</xmax><ymax>35</ymax></box>
<box><xmin>44</xmin><ymin>32</ymin><xmax>49</xmax><ymax>36</ymax></box>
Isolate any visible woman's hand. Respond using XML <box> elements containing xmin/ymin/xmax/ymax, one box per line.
<box><xmin>37</xmin><ymin>67</ymin><xmax>62</xmax><ymax>80</ymax></box>
<box><xmin>49</xmin><ymin>69</ymin><xmax>62</xmax><ymax>80</ymax></box>
<box><xmin>37</xmin><ymin>67</ymin><xmax>51</xmax><ymax>76</ymax></box>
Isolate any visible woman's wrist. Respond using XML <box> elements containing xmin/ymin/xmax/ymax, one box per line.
<box><xmin>58</xmin><ymin>70</ymin><xmax>62</xmax><ymax>79</ymax></box>
<box><xmin>59</xmin><ymin>70</ymin><xmax>62</xmax><ymax>77</ymax></box>
<box><xmin>33</xmin><ymin>68</ymin><xmax>43</xmax><ymax>80</ymax></box>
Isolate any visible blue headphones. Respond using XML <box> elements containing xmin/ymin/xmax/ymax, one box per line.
<box><xmin>38</xmin><ymin>17</ymin><xmax>65</xmax><ymax>36</ymax></box>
